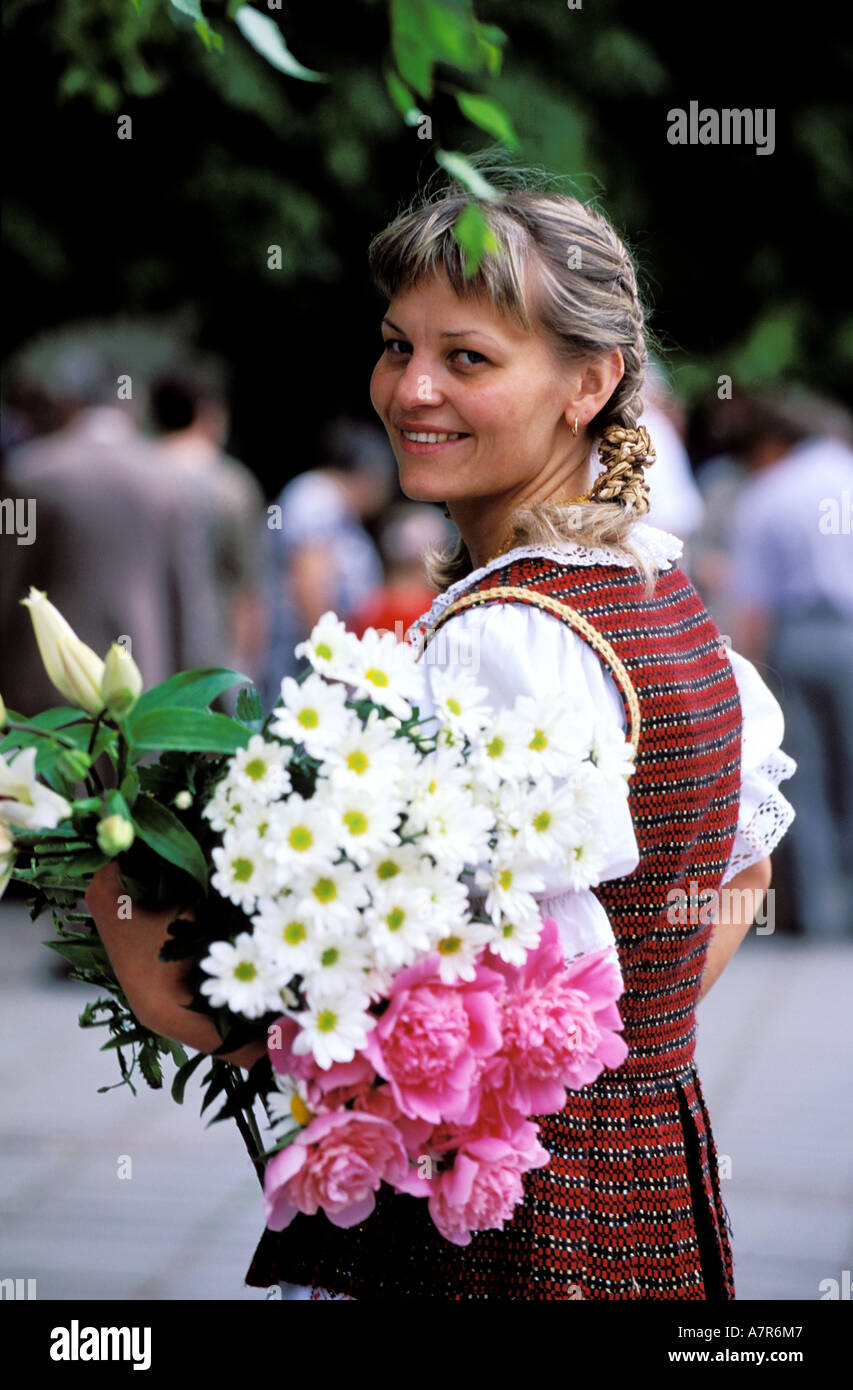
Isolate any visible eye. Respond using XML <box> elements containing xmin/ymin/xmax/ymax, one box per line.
<box><xmin>450</xmin><ymin>348</ymin><xmax>488</xmax><ymax>367</ymax></box>
<box><xmin>382</xmin><ymin>337</ymin><xmax>411</xmax><ymax>356</ymax></box>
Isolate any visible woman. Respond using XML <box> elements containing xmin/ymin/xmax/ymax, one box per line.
<box><xmin>86</xmin><ymin>166</ymin><xmax>796</xmax><ymax>1300</ymax></box>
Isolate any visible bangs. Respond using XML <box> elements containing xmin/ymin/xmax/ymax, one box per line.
<box><xmin>367</xmin><ymin>197</ymin><xmax>534</xmax><ymax>330</ymax></box>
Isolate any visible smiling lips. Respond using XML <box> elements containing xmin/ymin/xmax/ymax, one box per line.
<box><xmin>398</xmin><ymin>426</ymin><xmax>471</xmax><ymax>452</ymax></box>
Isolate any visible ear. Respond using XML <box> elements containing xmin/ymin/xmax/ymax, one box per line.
<box><xmin>563</xmin><ymin>349</ymin><xmax>625</xmax><ymax>430</ymax></box>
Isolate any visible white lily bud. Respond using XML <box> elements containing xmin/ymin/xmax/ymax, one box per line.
<box><xmin>0</xmin><ymin>694</ymin><xmax>6</xmax><ymax>730</ymax></box>
<box><xmin>101</xmin><ymin>643</ymin><xmax>143</xmax><ymax>717</ymax></box>
<box><xmin>96</xmin><ymin>814</ymin><xmax>135</xmax><ymax>856</ymax></box>
<box><xmin>0</xmin><ymin>822</ymin><xmax>16</xmax><ymax>899</ymax></box>
<box><xmin>173</xmin><ymin>790</ymin><xmax>193</xmax><ymax>810</ymax></box>
<box><xmin>21</xmin><ymin>588</ymin><xmax>106</xmax><ymax>717</ymax></box>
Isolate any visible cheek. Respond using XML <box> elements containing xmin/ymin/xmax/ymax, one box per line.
<box><xmin>369</xmin><ymin>362</ymin><xmax>391</xmax><ymax>414</ymax></box>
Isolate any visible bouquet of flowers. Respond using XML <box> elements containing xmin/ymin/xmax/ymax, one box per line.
<box><xmin>1</xmin><ymin>588</ymin><xmax>633</xmax><ymax>1246</ymax></box>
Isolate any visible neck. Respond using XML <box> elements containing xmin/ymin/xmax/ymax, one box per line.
<box><xmin>451</xmin><ymin>449</ymin><xmax>597</xmax><ymax>570</ymax></box>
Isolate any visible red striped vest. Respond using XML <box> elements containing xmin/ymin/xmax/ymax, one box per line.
<box><xmin>245</xmin><ymin>553</ymin><xmax>743</xmax><ymax>1299</ymax></box>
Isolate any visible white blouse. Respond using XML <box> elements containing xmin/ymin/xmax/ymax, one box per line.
<box><xmin>407</xmin><ymin>521</ymin><xmax>797</xmax><ymax>964</ymax></box>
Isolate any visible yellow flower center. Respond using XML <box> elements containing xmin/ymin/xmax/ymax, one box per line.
<box><xmin>446</xmin><ymin>697</ymin><xmax>462</xmax><ymax>715</ymax></box>
<box><xmin>533</xmin><ymin>811</ymin><xmax>552</xmax><ymax>832</ymax></box>
<box><xmin>377</xmin><ymin>859</ymin><xmax>398</xmax><ymax>879</ymax></box>
<box><xmin>313</xmin><ymin>877</ymin><xmax>337</xmax><ymax>902</ymax></box>
<box><xmin>316</xmin><ymin>1008</ymin><xmax>338</xmax><ymax>1033</ymax></box>
<box><xmin>245</xmin><ymin>758</ymin><xmax>267</xmax><ymax>781</ymax></box>
<box><xmin>347</xmin><ymin>750</ymin><xmax>369</xmax><ymax>774</ymax></box>
<box><xmin>487</xmin><ymin>737</ymin><xmax>504</xmax><ymax>759</ymax></box>
<box><xmin>386</xmin><ymin>907</ymin><xmax>405</xmax><ymax>930</ymax></box>
<box><xmin>320</xmin><ymin>946</ymin><xmax>339</xmax><ymax>966</ymax></box>
<box><xmin>289</xmin><ymin>825</ymin><xmax>313</xmax><ymax>851</ymax></box>
<box><xmin>234</xmin><ymin>960</ymin><xmax>256</xmax><ymax>981</ymax></box>
<box><xmin>343</xmin><ymin>810</ymin><xmax>368</xmax><ymax>835</ymax></box>
<box><xmin>502</xmin><ymin>922</ymin><xmax>515</xmax><ymax>938</ymax></box>
<box><xmin>298</xmin><ymin>708</ymin><xmax>319</xmax><ymax>728</ymax></box>
<box><xmin>315</xmin><ymin>642</ymin><xmax>332</xmax><ymax>661</ymax></box>
<box><xmin>232</xmin><ymin>857</ymin><xmax>254</xmax><ymax>882</ymax></box>
<box><xmin>291</xmin><ymin>1093</ymin><xmax>313</xmax><ymax>1126</ymax></box>
<box><xmin>283</xmin><ymin>921</ymin><xmax>307</xmax><ymax>944</ymax></box>
<box><xmin>530</xmin><ymin>730</ymin><xmax>547</xmax><ymax>751</ymax></box>
<box><xmin>437</xmin><ymin>935</ymin><xmax>462</xmax><ymax>956</ymax></box>
<box><xmin>499</xmin><ymin>868</ymin><xmax>513</xmax><ymax>890</ymax></box>
<box><xmin>365</xmin><ymin>667</ymin><xmax>389</xmax><ymax>688</ymax></box>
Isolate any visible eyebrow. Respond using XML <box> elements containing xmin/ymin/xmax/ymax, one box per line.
<box><xmin>382</xmin><ymin>317</ymin><xmax>500</xmax><ymax>346</ymax></box>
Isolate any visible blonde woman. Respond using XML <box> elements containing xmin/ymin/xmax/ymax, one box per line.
<box><xmin>87</xmin><ymin>163</ymin><xmax>796</xmax><ymax>1300</ymax></box>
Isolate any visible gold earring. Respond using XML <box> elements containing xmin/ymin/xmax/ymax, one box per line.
<box><xmin>572</xmin><ymin>417</ymin><xmax>579</xmax><ymax>437</ymax></box>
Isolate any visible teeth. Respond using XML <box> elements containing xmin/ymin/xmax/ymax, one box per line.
<box><xmin>401</xmin><ymin>430</ymin><xmax>465</xmax><ymax>443</ymax></box>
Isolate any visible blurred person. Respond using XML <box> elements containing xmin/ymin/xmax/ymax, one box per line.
<box><xmin>637</xmin><ymin>362</ymin><xmax>706</xmax><ymax>557</ymax></box>
<box><xmin>348</xmin><ymin>501</ymin><xmax>450</xmax><ymax>639</ymax></box>
<box><xmin>725</xmin><ymin>390</ymin><xmax>853</xmax><ymax>936</ymax></box>
<box><xmin>148</xmin><ymin>364</ymin><xmax>267</xmax><ymax>686</ymax></box>
<box><xmin>261</xmin><ymin>417</ymin><xmax>397</xmax><ymax>709</ymax></box>
<box><xmin>0</xmin><ymin>347</ymin><xmax>214</xmax><ymax>715</ymax></box>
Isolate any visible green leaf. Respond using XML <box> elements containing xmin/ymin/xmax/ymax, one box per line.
<box><xmin>44</xmin><ymin>939</ymin><xmax>111</xmax><ymax>970</ymax></box>
<box><xmin>126</xmin><ymin>668</ymin><xmax>249</xmax><ymax>723</ymax></box>
<box><xmin>171</xmin><ymin>1050</ymin><xmax>207</xmax><ymax>1104</ymax></box>
<box><xmin>100</xmin><ymin>1028</ymin><xmax>153</xmax><ymax>1051</ymax></box>
<box><xmin>452</xmin><ymin>203</ymin><xmax>502</xmax><ymax>277</ymax></box>
<box><xmin>170</xmin><ymin>0</ymin><xmax>203</xmax><ymax>19</ymax></box>
<box><xmin>127</xmin><ymin>708</ymin><xmax>251</xmax><ymax>754</ymax></box>
<box><xmin>384</xmin><ymin>69</ymin><xmax>422</xmax><ymax>125</ymax></box>
<box><xmin>235</xmin><ymin>686</ymin><xmax>263</xmax><ymax>724</ymax></box>
<box><xmin>233</xmin><ymin>6</ymin><xmax>326</xmax><ymax>82</ymax></box>
<box><xmin>131</xmin><ymin>796</ymin><xmax>209</xmax><ymax>886</ymax></box>
<box><xmin>120</xmin><ymin>769</ymin><xmax>140</xmax><ymax>807</ymax></box>
<box><xmin>435</xmin><ymin>149</ymin><xmax>500</xmax><ymax>201</ymax></box>
<box><xmin>455</xmin><ymin>91</ymin><xmax>519</xmax><ymax>149</ymax></box>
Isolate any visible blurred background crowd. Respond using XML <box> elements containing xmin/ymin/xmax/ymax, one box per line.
<box><xmin>2</xmin><ymin>351</ymin><xmax>852</xmax><ymax>935</ymax></box>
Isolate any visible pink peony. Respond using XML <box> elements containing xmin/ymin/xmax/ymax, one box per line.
<box><xmin>360</xmin><ymin>953</ymin><xmax>506</xmax><ymax>1126</ymax></box>
<box><xmin>425</xmin><ymin>1132</ymin><xmax>551</xmax><ymax>1246</ymax></box>
<box><xmin>263</xmin><ymin>1109</ymin><xmax>408</xmax><ymax>1231</ymax></box>
<box><xmin>487</xmin><ymin>919</ymin><xmax>628</xmax><ymax>1112</ymax></box>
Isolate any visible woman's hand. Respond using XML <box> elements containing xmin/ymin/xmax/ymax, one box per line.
<box><xmin>698</xmin><ymin>855</ymin><xmax>773</xmax><ymax>1000</ymax></box>
<box><xmin>84</xmin><ymin>863</ymin><xmax>268</xmax><ymax>1071</ymax></box>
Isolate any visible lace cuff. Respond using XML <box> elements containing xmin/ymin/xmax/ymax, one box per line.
<box><xmin>722</xmin><ymin>749</ymin><xmax>797</xmax><ymax>881</ymax></box>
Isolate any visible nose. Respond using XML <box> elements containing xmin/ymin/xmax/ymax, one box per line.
<box><xmin>393</xmin><ymin>355</ymin><xmax>444</xmax><ymax>411</ymax></box>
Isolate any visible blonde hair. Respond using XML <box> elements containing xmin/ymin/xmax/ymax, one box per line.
<box><xmin>368</xmin><ymin>154</ymin><xmax>662</xmax><ymax>596</ymax></box>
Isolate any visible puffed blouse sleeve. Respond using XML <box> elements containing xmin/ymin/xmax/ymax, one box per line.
<box><xmin>721</xmin><ymin>647</ymin><xmax>797</xmax><ymax>883</ymax></box>
<box><xmin>415</xmin><ymin>601</ymin><xmax>639</xmax><ymax>964</ymax></box>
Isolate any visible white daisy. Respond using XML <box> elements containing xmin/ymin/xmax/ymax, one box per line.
<box><xmin>333</xmin><ymin>794</ymin><xmax>402</xmax><ymax>868</ymax></box>
<box><xmin>319</xmin><ymin>708</ymin><xmax>403</xmax><ymax>791</ymax></box>
<box><xmin>513</xmin><ymin>692</ymin><xmax>588</xmax><ymax>779</ymax></box>
<box><xmin>585</xmin><ymin>719</ymin><xmax>637</xmax><ymax>789</ymax></box>
<box><xmin>262</xmin><ymin>794</ymin><xmax>341</xmax><ymax>879</ymax></box>
<box><xmin>363</xmin><ymin>879</ymin><xmax>434</xmax><ymax>971</ymax></box>
<box><xmin>228</xmin><ymin>799</ymin><xmax>276</xmax><ymax>842</ymax></box>
<box><xmin>295</xmin><ymin>859</ymin><xmax>371</xmax><ymax>934</ymax></box>
<box><xmin>269</xmin><ymin>674</ymin><xmax>355</xmax><ymax>758</ymax></box>
<box><xmin>432</xmin><ymin>919</ymin><xmax>495</xmax><ymax>985</ymax></box>
<box><xmin>426</xmin><ymin>667</ymin><xmax>491</xmax><ymax>745</ymax></box>
<box><xmin>199</xmin><ymin>933</ymin><xmax>285</xmax><ymax>1018</ymax></box>
<box><xmin>211</xmin><ymin>829</ymin><xmax>276</xmax><ymax>910</ymax></box>
<box><xmin>266</xmin><ymin>1076</ymin><xmax>314</xmax><ymax>1137</ymax></box>
<box><xmin>344</xmin><ymin>626</ymin><xmax>423</xmax><ymax>720</ymax></box>
<box><xmin>512</xmin><ymin>774</ymin><xmax>597</xmax><ymax>863</ymax></box>
<box><xmin>227</xmin><ymin>735</ymin><xmax>293</xmax><ymax>803</ymax></box>
<box><xmin>300</xmin><ymin>930</ymin><xmax>373</xmax><ymax>1002</ymax></box>
<box><xmin>560</xmin><ymin>831</ymin><xmax>612</xmax><ymax>891</ymax></box>
<box><xmin>409</xmin><ymin>784</ymin><xmax>494</xmax><ymax>874</ymax></box>
<box><xmin>468</xmin><ymin>707</ymin><xmax>539</xmax><ymax>792</ymax></box>
<box><xmin>485</xmin><ymin>912</ymin><xmax>545</xmax><ymax>967</ymax></box>
<box><xmin>418</xmin><ymin>862</ymin><xmax>474</xmax><ymax>940</ymax></box>
<box><xmin>362</xmin><ymin>841</ymin><xmax>435</xmax><ymax>894</ymax></box>
<box><xmin>294</xmin><ymin>611</ymin><xmax>360</xmax><ymax>682</ymax></box>
<box><xmin>472</xmin><ymin>856</ymin><xmax>546</xmax><ymax>927</ymax></box>
<box><xmin>250</xmin><ymin>896</ymin><xmax>317</xmax><ymax>977</ymax></box>
<box><xmin>289</xmin><ymin>995</ymin><xmax>376</xmax><ymax>1070</ymax></box>
<box><xmin>202</xmin><ymin>776</ymin><xmax>247</xmax><ymax>833</ymax></box>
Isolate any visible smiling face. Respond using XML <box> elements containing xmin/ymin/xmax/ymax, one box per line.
<box><xmin>369</xmin><ymin>272</ymin><xmax>585</xmax><ymax>509</ymax></box>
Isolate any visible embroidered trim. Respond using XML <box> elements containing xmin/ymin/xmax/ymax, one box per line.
<box><xmin>409</xmin><ymin>522</ymin><xmax>684</xmax><ymax>636</ymax></box>
<box><xmin>722</xmin><ymin>751</ymin><xmax>797</xmax><ymax>881</ymax></box>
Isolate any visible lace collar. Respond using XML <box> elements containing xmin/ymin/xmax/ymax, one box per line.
<box><xmin>409</xmin><ymin>521</ymin><xmax>684</xmax><ymax>636</ymax></box>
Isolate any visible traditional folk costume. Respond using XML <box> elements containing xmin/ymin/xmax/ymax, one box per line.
<box><xmin>245</xmin><ymin>522</ymin><xmax>796</xmax><ymax>1300</ymax></box>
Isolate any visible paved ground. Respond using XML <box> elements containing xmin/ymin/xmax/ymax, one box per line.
<box><xmin>1</xmin><ymin>894</ymin><xmax>851</xmax><ymax>1301</ymax></box>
